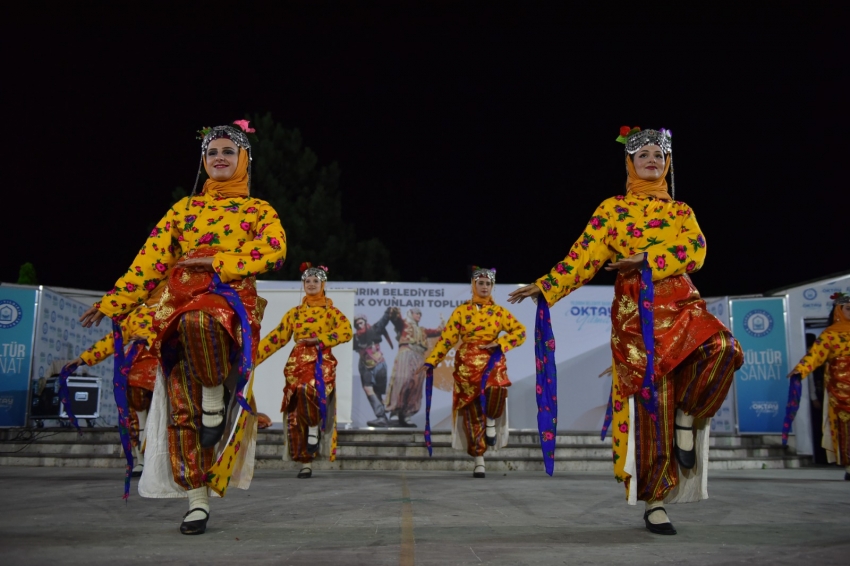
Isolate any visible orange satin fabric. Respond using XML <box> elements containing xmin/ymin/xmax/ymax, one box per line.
<box><xmin>201</xmin><ymin>147</ymin><xmax>249</xmax><ymax>198</ymax></box>
<box><xmin>152</xmin><ymin>247</ymin><xmax>266</xmax><ymax>360</ymax></box>
<box><xmin>282</xmin><ymin>343</ymin><xmax>338</xmax><ymax>412</ymax></box>
<box><xmin>625</xmin><ymin>153</ymin><xmax>671</xmax><ymax>201</ymax></box>
<box><xmin>452</xmin><ymin>342</ymin><xmax>511</xmax><ymax>411</ymax></box>
<box><xmin>611</xmin><ymin>271</ymin><xmax>727</xmax><ymax>397</ymax></box>
<box><xmin>826</xmin><ymin>357</ymin><xmax>850</xmax><ymax>414</ymax></box>
<box><xmin>826</xmin><ymin>305</ymin><xmax>850</xmax><ymax>334</ymax></box>
<box><xmin>127</xmin><ymin>347</ymin><xmax>158</xmax><ymax>391</ymax></box>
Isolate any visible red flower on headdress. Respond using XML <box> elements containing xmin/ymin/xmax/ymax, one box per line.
<box><xmin>233</xmin><ymin>120</ymin><xmax>256</xmax><ymax>133</ymax></box>
<box><xmin>619</xmin><ymin>126</ymin><xmax>631</xmax><ymax>136</ymax></box>
<box><xmin>300</xmin><ymin>262</ymin><xmax>312</xmax><ymax>273</ymax></box>
<box><xmin>318</xmin><ymin>265</ymin><xmax>329</xmax><ymax>272</ymax></box>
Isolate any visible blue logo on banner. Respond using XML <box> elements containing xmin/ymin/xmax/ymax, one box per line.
<box><xmin>802</xmin><ymin>288</ymin><xmax>817</xmax><ymax>300</ymax></box>
<box><xmin>0</xmin><ymin>300</ymin><xmax>24</xmax><ymax>329</ymax></box>
<box><xmin>743</xmin><ymin>309</ymin><xmax>773</xmax><ymax>337</ymax></box>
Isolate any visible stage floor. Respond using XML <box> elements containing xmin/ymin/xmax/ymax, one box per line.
<box><xmin>0</xmin><ymin>467</ymin><xmax>848</xmax><ymax>565</ymax></box>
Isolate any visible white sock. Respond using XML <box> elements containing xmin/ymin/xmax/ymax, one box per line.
<box><xmin>132</xmin><ymin>445</ymin><xmax>144</xmax><ymax>471</ymax></box>
<box><xmin>307</xmin><ymin>425</ymin><xmax>319</xmax><ymax>444</ymax></box>
<box><xmin>474</xmin><ymin>455</ymin><xmax>485</xmax><ymax>470</ymax></box>
<box><xmin>675</xmin><ymin>409</ymin><xmax>694</xmax><ymax>452</ymax></box>
<box><xmin>485</xmin><ymin>417</ymin><xmax>496</xmax><ymax>436</ymax></box>
<box><xmin>202</xmin><ymin>385</ymin><xmax>224</xmax><ymax>428</ymax></box>
<box><xmin>185</xmin><ymin>487</ymin><xmax>209</xmax><ymax>522</ymax></box>
<box><xmin>137</xmin><ymin>409</ymin><xmax>148</xmax><ymax>461</ymax></box>
<box><xmin>845</xmin><ymin>465</ymin><xmax>850</xmax><ymax>473</ymax></box>
<box><xmin>645</xmin><ymin>500</ymin><xmax>670</xmax><ymax>525</ymax></box>
<box><xmin>301</xmin><ymin>463</ymin><xmax>312</xmax><ymax>471</ymax></box>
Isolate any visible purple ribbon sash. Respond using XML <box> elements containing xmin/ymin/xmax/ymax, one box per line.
<box><xmin>314</xmin><ymin>347</ymin><xmax>328</xmax><ymax>432</ymax></box>
<box><xmin>209</xmin><ymin>273</ymin><xmax>255</xmax><ymax>414</ymax></box>
<box><xmin>534</xmin><ymin>298</ymin><xmax>558</xmax><ymax>476</ymax></box>
<box><xmin>112</xmin><ymin>320</ymin><xmax>145</xmax><ymax>500</ymax></box>
<box><xmin>58</xmin><ymin>362</ymin><xmax>82</xmax><ymax>432</ymax></box>
<box><xmin>424</xmin><ymin>364</ymin><xmax>434</xmax><ymax>456</ymax></box>
<box><xmin>634</xmin><ymin>254</ymin><xmax>661</xmax><ymax>480</ymax></box>
<box><xmin>782</xmin><ymin>375</ymin><xmax>802</xmax><ymax>446</ymax></box>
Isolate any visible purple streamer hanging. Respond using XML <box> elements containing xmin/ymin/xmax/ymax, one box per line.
<box><xmin>112</xmin><ymin>320</ymin><xmax>145</xmax><ymax>500</ymax></box>
<box><xmin>635</xmin><ymin>254</ymin><xmax>661</xmax><ymax>473</ymax></box>
<box><xmin>600</xmin><ymin>390</ymin><xmax>614</xmax><ymax>440</ymax></box>
<box><xmin>479</xmin><ymin>347</ymin><xmax>503</xmax><ymax>418</ymax></box>
<box><xmin>534</xmin><ymin>298</ymin><xmax>558</xmax><ymax>476</ymax></box>
<box><xmin>58</xmin><ymin>362</ymin><xmax>81</xmax><ymax>432</ymax></box>
<box><xmin>424</xmin><ymin>364</ymin><xmax>434</xmax><ymax>456</ymax></box>
<box><xmin>314</xmin><ymin>347</ymin><xmax>328</xmax><ymax>432</ymax></box>
<box><xmin>782</xmin><ymin>375</ymin><xmax>802</xmax><ymax>446</ymax></box>
<box><xmin>209</xmin><ymin>273</ymin><xmax>254</xmax><ymax>414</ymax></box>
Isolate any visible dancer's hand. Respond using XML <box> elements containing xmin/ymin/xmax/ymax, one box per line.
<box><xmin>481</xmin><ymin>342</ymin><xmax>498</xmax><ymax>350</ymax></box>
<box><xmin>80</xmin><ymin>306</ymin><xmax>106</xmax><ymax>328</ymax></box>
<box><xmin>604</xmin><ymin>254</ymin><xmax>644</xmax><ymax>272</ymax></box>
<box><xmin>507</xmin><ymin>284</ymin><xmax>541</xmax><ymax>304</ymax></box>
<box><xmin>177</xmin><ymin>257</ymin><xmax>215</xmax><ymax>272</ymax></box>
<box><xmin>599</xmin><ymin>366</ymin><xmax>613</xmax><ymax>378</ymax></box>
<box><xmin>257</xmin><ymin>413</ymin><xmax>272</xmax><ymax>429</ymax></box>
<box><xmin>787</xmin><ymin>370</ymin><xmax>801</xmax><ymax>380</ymax></box>
<box><xmin>297</xmin><ymin>337</ymin><xmax>320</xmax><ymax>346</ymax></box>
<box><xmin>64</xmin><ymin>357</ymin><xmax>84</xmax><ymax>371</ymax></box>
<box><xmin>812</xmin><ymin>398</ymin><xmax>822</xmax><ymax>410</ymax></box>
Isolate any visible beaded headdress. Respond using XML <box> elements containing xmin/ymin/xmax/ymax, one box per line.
<box><xmin>831</xmin><ymin>292</ymin><xmax>850</xmax><ymax>306</ymax></box>
<box><xmin>616</xmin><ymin>125</ymin><xmax>676</xmax><ymax>199</ymax></box>
<box><xmin>190</xmin><ymin>120</ymin><xmax>256</xmax><ymax>200</ymax></box>
<box><xmin>300</xmin><ymin>262</ymin><xmax>329</xmax><ymax>282</ymax></box>
<box><xmin>471</xmin><ymin>266</ymin><xmax>496</xmax><ymax>284</ymax></box>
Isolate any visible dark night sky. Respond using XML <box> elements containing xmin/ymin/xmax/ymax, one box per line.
<box><xmin>4</xmin><ymin>3</ymin><xmax>847</xmax><ymax>296</ymax></box>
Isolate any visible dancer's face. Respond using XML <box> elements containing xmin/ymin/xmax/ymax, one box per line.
<box><xmin>474</xmin><ymin>278</ymin><xmax>493</xmax><ymax>298</ymax></box>
<box><xmin>355</xmin><ymin>319</ymin><xmax>366</xmax><ymax>330</ymax></box>
<box><xmin>842</xmin><ymin>304</ymin><xmax>850</xmax><ymax>319</ymax></box>
<box><xmin>632</xmin><ymin>144</ymin><xmax>666</xmax><ymax>181</ymax></box>
<box><xmin>206</xmin><ymin>138</ymin><xmax>240</xmax><ymax>181</ymax></box>
<box><xmin>303</xmin><ymin>275</ymin><xmax>322</xmax><ymax>296</ymax></box>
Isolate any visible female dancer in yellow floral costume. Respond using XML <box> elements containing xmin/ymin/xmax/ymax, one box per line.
<box><xmin>423</xmin><ymin>268</ymin><xmax>526</xmax><ymax>478</ymax></box>
<box><xmin>80</xmin><ymin>121</ymin><xmax>286</xmax><ymax>535</ymax></box>
<box><xmin>68</xmin><ymin>286</ymin><xmax>163</xmax><ymax>477</ymax></box>
<box><xmin>509</xmin><ymin>127</ymin><xmax>743</xmax><ymax>535</ymax></box>
<box><xmin>256</xmin><ymin>263</ymin><xmax>353</xmax><ymax>478</ymax></box>
<box><xmin>788</xmin><ymin>293</ymin><xmax>850</xmax><ymax>480</ymax></box>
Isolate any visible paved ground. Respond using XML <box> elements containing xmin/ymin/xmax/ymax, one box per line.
<box><xmin>0</xmin><ymin>466</ymin><xmax>848</xmax><ymax>565</ymax></box>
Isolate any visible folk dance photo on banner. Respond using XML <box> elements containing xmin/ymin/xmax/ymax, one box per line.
<box><xmin>256</xmin><ymin>263</ymin><xmax>353</xmax><ymax>478</ymax></box>
<box><xmin>384</xmin><ymin>306</ymin><xmax>443</xmax><ymax>427</ymax></box>
<box><xmin>787</xmin><ymin>292</ymin><xmax>850</xmax><ymax>480</ymax></box>
<box><xmin>421</xmin><ymin>267</ymin><xmax>526</xmax><ymax>478</ymax></box>
<box><xmin>509</xmin><ymin>126</ymin><xmax>744</xmax><ymax>535</ymax></box>
<box><xmin>353</xmin><ymin>310</ymin><xmax>395</xmax><ymax>427</ymax></box>
<box><xmin>79</xmin><ymin>121</ymin><xmax>287</xmax><ymax>535</ymax></box>
<box><xmin>65</xmin><ymin>286</ymin><xmax>164</xmax><ymax>478</ymax></box>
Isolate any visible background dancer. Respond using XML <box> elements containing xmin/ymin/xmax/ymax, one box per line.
<box><xmin>421</xmin><ymin>268</ymin><xmax>526</xmax><ymax>478</ymax></box>
<box><xmin>67</xmin><ymin>291</ymin><xmax>161</xmax><ymax>477</ymax></box>
<box><xmin>256</xmin><ymin>263</ymin><xmax>352</xmax><ymax>478</ymax></box>
<box><xmin>788</xmin><ymin>292</ymin><xmax>850</xmax><ymax>480</ymax></box>
<box><xmin>384</xmin><ymin>307</ymin><xmax>442</xmax><ymax>427</ymax></box>
<box><xmin>80</xmin><ymin>121</ymin><xmax>286</xmax><ymax>535</ymax></box>
<box><xmin>353</xmin><ymin>310</ymin><xmax>394</xmax><ymax>427</ymax></box>
<box><xmin>509</xmin><ymin>126</ymin><xmax>743</xmax><ymax>535</ymax></box>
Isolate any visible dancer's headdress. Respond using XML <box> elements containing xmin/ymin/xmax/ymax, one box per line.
<box><xmin>616</xmin><ymin>125</ymin><xmax>676</xmax><ymax>199</ymax></box>
<box><xmin>470</xmin><ymin>266</ymin><xmax>496</xmax><ymax>284</ymax></box>
<box><xmin>831</xmin><ymin>292</ymin><xmax>850</xmax><ymax>306</ymax></box>
<box><xmin>190</xmin><ymin>120</ymin><xmax>256</xmax><ymax>202</ymax></box>
<box><xmin>300</xmin><ymin>262</ymin><xmax>329</xmax><ymax>282</ymax></box>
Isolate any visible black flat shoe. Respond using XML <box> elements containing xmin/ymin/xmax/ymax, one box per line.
<box><xmin>297</xmin><ymin>467</ymin><xmax>313</xmax><ymax>479</ymax></box>
<box><xmin>485</xmin><ymin>426</ymin><xmax>497</xmax><ymax>447</ymax></box>
<box><xmin>306</xmin><ymin>432</ymin><xmax>320</xmax><ymax>454</ymax></box>
<box><xmin>674</xmin><ymin>423</ymin><xmax>696</xmax><ymax>470</ymax></box>
<box><xmin>844</xmin><ymin>472</ymin><xmax>850</xmax><ymax>481</ymax></box>
<box><xmin>473</xmin><ymin>465</ymin><xmax>486</xmax><ymax>479</ymax></box>
<box><xmin>643</xmin><ymin>507</ymin><xmax>677</xmax><ymax>535</ymax></box>
<box><xmin>367</xmin><ymin>416</ymin><xmax>389</xmax><ymax>427</ymax></box>
<box><xmin>200</xmin><ymin>416</ymin><xmax>226</xmax><ymax>448</ymax></box>
<box><xmin>131</xmin><ymin>466</ymin><xmax>143</xmax><ymax>478</ymax></box>
<box><xmin>180</xmin><ymin>508</ymin><xmax>210</xmax><ymax>535</ymax></box>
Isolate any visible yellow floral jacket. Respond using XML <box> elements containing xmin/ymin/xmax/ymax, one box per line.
<box><xmin>79</xmin><ymin>305</ymin><xmax>156</xmax><ymax>366</ymax></box>
<box><xmin>257</xmin><ymin>303</ymin><xmax>354</xmax><ymax>364</ymax></box>
<box><xmin>425</xmin><ymin>301</ymin><xmax>526</xmax><ymax>367</ymax></box>
<box><xmin>536</xmin><ymin>194</ymin><xmax>706</xmax><ymax>306</ymax></box>
<box><xmin>97</xmin><ymin>194</ymin><xmax>286</xmax><ymax>318</ymax></box>
<box><xmin>793</xmin><ymin>331</ymin><xmax>850</xmax><ymax>377</ymax></box>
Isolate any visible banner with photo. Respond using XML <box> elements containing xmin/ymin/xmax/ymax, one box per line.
<box><xmin>730</xmin><ymin>297</ymin><xmax>790</xmax><ymax>434</ymax></box>
<box><xmin>260</xmin><ymin>281</ymin><xmax>617</xmax><ymax>431</ymax></box>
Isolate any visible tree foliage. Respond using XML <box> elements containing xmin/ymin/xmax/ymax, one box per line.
<box><xmin>248</xmin><ymin>113</ymin><xmax>397</xmax><ymax>281</ymax></box>
<box><xmin>17</xmin><ymin>262</ymin><xmax>38</xmax><ymax>285</ymax></box>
